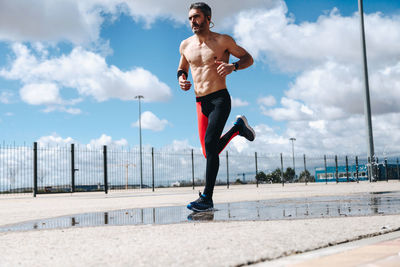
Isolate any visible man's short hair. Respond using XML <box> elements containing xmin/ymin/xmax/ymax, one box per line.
<box><xmin>190</xmin><ymin>2</ymin><xmax>212</xmax><ymax>20</ymax></box>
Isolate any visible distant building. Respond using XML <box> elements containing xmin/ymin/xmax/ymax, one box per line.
<box><xmin>315</xmin><ymin>163</ymin><xmax>400</xmax><ymax>182</ymax></box>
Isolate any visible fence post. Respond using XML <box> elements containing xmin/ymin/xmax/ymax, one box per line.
<box><xmin>335</xmin><ymin>155</ymin><xmax>338</xmax><ymax>183</ymax></box>
<box><xmin>226</xmin><ymin>151</ymin><xmax>229</xmax><ymax>189</ymax></box>
<box><xmin>356</xmin><ymin>156</ymin><xmax>359</xmax><ymax>183</ymax></box>
<box><xmin>303</xmin><ymin>154</ymin><xmax>307</xmax><ymax>185</ymax></box>
<box><xmin>103</xmin><ymin>145</ymin><xmax>108</xmax><ymax>194</ymax></box>
<box><xmin>384</xmin><ymin>158</ymin><xmax>388</xmax><ymax>182</ymax></box>
<box><xmin>255</xmin><ymin>152</ymin><xmax>258</xmax><ymax>188</ymax></box>
<box><xmin>33</xmin><ymin>142</ymin><xmax>38</xmax><ymax>197</ymax></box>
<box><xmin>397</xmin><ymin>158</ymin><xmax>400</xmax><ymax>181</ymax></box>
<box><xmin>324</xmin><ymin>155</ymin><xmax>327</xmax><ymax>184</ymax></box>
<box><xmin>368</xmin><ymin>157</ymin><xmax>371</xmax><ymax>182</ymax></box>
<box><xmin>345</xmin><ymin>155</ymin><xmax>349</xmax><ymax>183</ymax></box>
<box><xmin>71</xmin><ymin>144</ymin><xmax>75</xmax><ymax>193</ymax></box>
<box><xmin>281</xmin><ymin>153</ymin><xmax>284</xmax><ymax>187</ymax></box>
<box><xmin>152</xmin><ymin>147</ymin><xmax>155</xmax><ymax>192</ymax></box>
<box><xmin>191</xmin><ymin>149</ymin><xmax>195</xmax><ymax>190</ymax></box>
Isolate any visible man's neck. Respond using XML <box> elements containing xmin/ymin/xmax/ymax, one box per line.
<box><xmin>195</xmin><ymin>30</ymin><xmax>211</xmax><ymax>44</ymax></box>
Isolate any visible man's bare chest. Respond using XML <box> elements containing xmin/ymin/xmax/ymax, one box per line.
<box><xmin>185</xmin><ymin>42</ymin><xmax>227</xmax><ymax>67</ymax></box>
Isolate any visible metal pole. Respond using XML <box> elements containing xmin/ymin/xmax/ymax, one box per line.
<box><xmin>346</xmin><ymin>155</ymin><xmax>349</xmax><ymax>183</ymax></box>
<box><xmin>103</xmin><ymin>145</ymin><xmax>108</xmax><ymax>194</ymax></box>
<box><xmin>289</xmin><ymin>138</ymin><xmax>296</xmax><ymax>178</ymax></box>
<box><xmin>135</xmin><ymin>95</ymin><xmax>144</xmax><ymax>189</ymax></box>
<box><xmin>397</xmin><ymin>158</ymin><xmax>400</xmax><ymax>181</ymax></box>
<box><xmin>71</xmin><ymin>143</ymin><xmax>75</xmax><ymax>193</ymax></box>
<box><xmin>358</xmin><ymin>0</ymin><xmax>375</xmax><ymax>181</ymax></box>
<box><xmin>191</xmin><ymin>149</ymin><xmax>195</xmax><ymax>190</ymax></box>
<box><xmin>280</xmin><ymin>153</ymin><xmax>284</xmax><ymax>187</ymax></box>
<box><xmin>384</xmin><ymin>158</ymin><xmax>388</xmax><ymax>182</ymax></box>
<box><xmin>303</xmin><ymin>154</ymin><xmax>307</xmax><ymax>185</ymax></box>
<box><xmin>226</xmin><ymin>151</ymin><xmax>229</xmax><ymax>189</ymax></box>
<box><xmin>33</xmin><ymin>142</ymin><xmax>38</xmax><ymax>197</ymax></box>
<box><xmin>152</xmin><ymin>147</ymin><xmax>155</xmax><ymax>192</ymax></box>
<box><xmin>255</xmin><ymin>152</ymin><xmax>258</xmax><ymax>188</ymax></box>
<box><xmin>356</xmin><ymin>156</ymin><xmax>359</xmax><ymax>183</ymax></box>
<box><xmin>324</xmin><ymin>155</ymin><xmax>328</xmax><ymax>184</ymax></box>
<box><xmin>335</xmin><ymin>155</ymin><xmax>338</xmax><ymax>183</ymax></box>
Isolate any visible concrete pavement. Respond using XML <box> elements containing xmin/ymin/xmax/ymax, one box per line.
<box><xmin>1</xmin><ymin>181</ymin><xmax>400</xmax><ymax>266</ymax></box>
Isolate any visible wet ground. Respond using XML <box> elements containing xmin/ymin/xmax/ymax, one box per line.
<box><xmin>1</xmin><ymin>191</ymin><xmax>400</xmax><ymax>232</ymax></box>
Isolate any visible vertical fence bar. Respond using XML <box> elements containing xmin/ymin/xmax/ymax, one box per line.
<box><xmin>368</xmin><ymin>157</ymin><xmax>371</xmax><ymax>182</ymax></box>
<box><xmin>335</xmin><ymin>155</ymin><xmax>338</xmax><ymax>183</ymax></box>
<box><xmin>356</xmin><ymin>156</ymin><xmax>359</xmax><ymax>183</ymax></box>
<box><xmin>255</xmin><ymin>152</ymin><xmax>258</xmax><ymax>188</ymax></box>
<box><xmin>33</xmin><ymin>142</ymin><xmax>38</xmax><ymax>197</ymax></box>
<box><xmin>324</xmin><ymin>155</ymin><xmax>327</xmax><ymax>184</ymax></box>
<box><xmin>103</xmin><ymin>145</ymin><xmax>108</xmax><ymax>194</ymax></box>
<box><xmin>376</xmin><ymin>157</ymin><xmax>379</xmax><ymax>181</ymax></box>
<box><xmin>281</xmin><ymin>153</ymin><xmax>284</xmax><ymax>187</ymax></box>
<box><xmin>71</xmin><ymin>144</ymin><xmax>75</xmax><ymax>193</ymax></box>
<box><xmin>226</xmin><ymin>151</ymin><xmax>229</xmax><ymax>189</ymax></box>
<box><xmin>303</xmin><ymin>154</ymin><xmax>307</xmax><ymax>185</ymax></box>
<box><xmin>384</xmin><ymin>158</ymin><xmax>388</xmax><ymax>182</ymax></box>
<box><xmin>191</xmin><ymin>149</ymin><xmax>195</xmax><ymax>190</ymax></box>
<box><xmin>152</xmin><ymin>147</ymin><xmax>155</xmax><ymax>192</ymax></box>
<box><xmin>346</xmin><ymin>155</ymin><xmax>349</xmax><ymax>183</ymax></box>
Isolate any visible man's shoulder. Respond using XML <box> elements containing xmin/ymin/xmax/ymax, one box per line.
<box><xmin>180</xmin><ymin>36</ymin><xmax>195</xmax><ymax>51</ymax></box>
<box><xmin>214</xmin><ymin>32</ymin><xmax>234</xmax><ymax>42</ymax></box>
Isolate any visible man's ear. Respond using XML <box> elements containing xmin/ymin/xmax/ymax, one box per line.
<box><xmin>207</xmin><ymin>16</ymin><xmax>211</xmax><ymax>21</ymax></box>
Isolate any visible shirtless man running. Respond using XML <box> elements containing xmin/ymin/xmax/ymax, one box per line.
<box><xmin>178</xmin><ymin>2</ymin><xmax>255</xmax><ymax>212</ymax></box>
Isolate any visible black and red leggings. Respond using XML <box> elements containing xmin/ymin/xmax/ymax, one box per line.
<box><xmin>196</xmin><ymin>89</ymin><xmax>239</xmax><ymax>198</ymax></box>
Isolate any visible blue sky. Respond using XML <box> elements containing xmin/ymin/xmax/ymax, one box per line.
<box><xmin>1</xmin><ymin>0</ymin><xmax>400</xmax><ymax>156</ymax></box>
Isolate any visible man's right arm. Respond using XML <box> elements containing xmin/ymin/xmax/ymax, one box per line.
<box><xmin>178</xmin><ymin>41</ymin><xmax>192</xmax><ymax>91</ymax></box>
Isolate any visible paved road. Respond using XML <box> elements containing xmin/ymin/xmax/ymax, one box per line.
<box><xmin>1</xmin><ymin>182</ymin><xmax>400</xmax><ymax>266</ymax></box>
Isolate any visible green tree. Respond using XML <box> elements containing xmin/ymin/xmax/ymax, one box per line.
<box><xmin>266</xmin><ymin>168</ymin><xmax>282</xmax><ymax>183</ymax></box>
<box><xmin>255</xmin><ymin>171</ymin><xmax>267</xmax><ymax>182</ymax></box>
<box><xmin>284</xmin><ymin>167</ymin><xmax>295</xmax><ymax>183</ymax></box>
<box><xmin>298</xmin><ymin>170</ymin><xmax>314</xmax><ymax>183</ymax></box>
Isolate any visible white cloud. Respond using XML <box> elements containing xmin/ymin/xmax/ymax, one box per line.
<box><xmin>258</xmin><ymin>95</ymin><xmax>276</xmax><ymax>107</ymax></box>
<box><xmin>0</xmin><ymin>0</ymin><xmax>280</xmax><ymax>44</ymax></box>
<box><xmin>0</xmin><ymin>0</ymin><xmax>109</xmax><ymax>44</ymax></box>
<box><xmin>262</xmin><ymin>97</ymin><xmax>314</xmax><ymax>121</ymax></box>
<box><xmin>5</xmin><ymin>112</ymin><xmax>14</xmax><ymax>116</ymax></box>
<box><xmin>37</xmin><ymin>134</ymin><xmax>75</xmax><ymax>146</ymax></box>
<box><xmin>231</xmin><ymin>2</ymin><xmax>400</xmax><ymax>155</ymax></box>
<box><xmin>20</xmin><ymin>83</ymin><xmax>62</xmax><ymax>105</ymax></box>
<box><xmin>234</xmin><ymin>3</ymin><xmax>400</xmax><ymax>72</ymax></box>
<box><xmin>231</xmin><ymin>97</ymin><xmax>249</xmax><ymax>108</ymax></box>
<box><xmin>0</xmin><ymin>91</ymin><xmax>14</xmax><ymax>104</ymax></box>
<box><xmin>132</xmin><ymin>111</ymin><xmax>169</xmax><ymax>132</ymax></box>
<box><xmin>88</xmin><ymin>134</ymin><xmax>128</xmax><ymax>148</ymax></box>
<box><xmin>0</xmin><ymin>44</ymin><xmax>171</xmax><ymax>112</ymax></box>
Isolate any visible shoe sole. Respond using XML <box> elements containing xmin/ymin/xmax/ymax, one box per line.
<box><xmin>236</xmin><ymin>115</ymin><xmax>256</xmax><ymax>141</ymax></box>
<box><xmin>187</xmin><ymin>204</ymin><xmax>214</xmax><ymax>212</ymax></box>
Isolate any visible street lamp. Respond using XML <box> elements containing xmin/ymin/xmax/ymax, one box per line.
<box><xmin>289</xmin><ymin>138</ymin><xmax>296</xmax><ymax>178</ymax></box>
<box><xmin>358</xmin><ymin>0</ymin><xmax>375</xmax><ymax>182</ymax></box>
<box><xmin>135</xmin><ymin>95</ymin><xmax>144</xmax><ymax>189</ymax></box>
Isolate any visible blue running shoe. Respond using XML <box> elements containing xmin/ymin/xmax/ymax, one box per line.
<box><xmin>187</xmin><ymin>192</ymin><xmax>214</xmax><ymax>212</ymax></box>
<box><xmin>234</xmin><ymin>115</ymin><xmax>255</xmax><ymax>141</ymax></box>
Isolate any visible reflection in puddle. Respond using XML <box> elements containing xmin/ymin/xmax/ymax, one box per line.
<box><xmin>2</xmin><ymin>191</ymin><xmax>400</xmax><ymax>232</ymax></box>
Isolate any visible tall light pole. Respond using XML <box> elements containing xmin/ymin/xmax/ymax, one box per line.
<box><xmin>289</xmin><ymin>137</ymin><xmax>296</xmax><ymax>178</ymax></box>
<box><xmin>135</xmin><ymin>95</ymin><xmax>144</xmax><ymax>188</ymax></box>
<box><xmin>358</xmin><ymin>0</ymin><xmax>375</xmax><ymax>181</ymax></box>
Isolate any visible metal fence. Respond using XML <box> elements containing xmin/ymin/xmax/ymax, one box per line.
<box><xmin>0</xmin><ymin>142</ymin><xmax>399</xmax><ymax>196</ymax></box>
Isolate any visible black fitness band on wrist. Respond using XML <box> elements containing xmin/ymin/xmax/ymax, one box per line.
<box><xmin>233</xmin><ymin>62</ymin><xmax>239</xmax><ymax>72</ymax></box>
<box><xmin>177</xmin><ymin>70</ymin><xmax>188</xmax><ymax>79</ymax></box>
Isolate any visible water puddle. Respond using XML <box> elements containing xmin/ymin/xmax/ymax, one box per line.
<box><xmin>2</xmin><ymin>191</ymin><xmax>400</xmax><ymax>232</ymax></box>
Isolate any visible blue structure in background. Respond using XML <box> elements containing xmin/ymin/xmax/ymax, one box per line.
<box><xmin>315</xmin><ymin>163</ymin><xmax>399</xmax><ymax>183</ymax></box>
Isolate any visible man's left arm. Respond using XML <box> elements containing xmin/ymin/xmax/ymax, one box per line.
<box><xmin>216</xmin><ymin>35</ymin><xmax>253</xmax><ymax>77</ymax></box>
